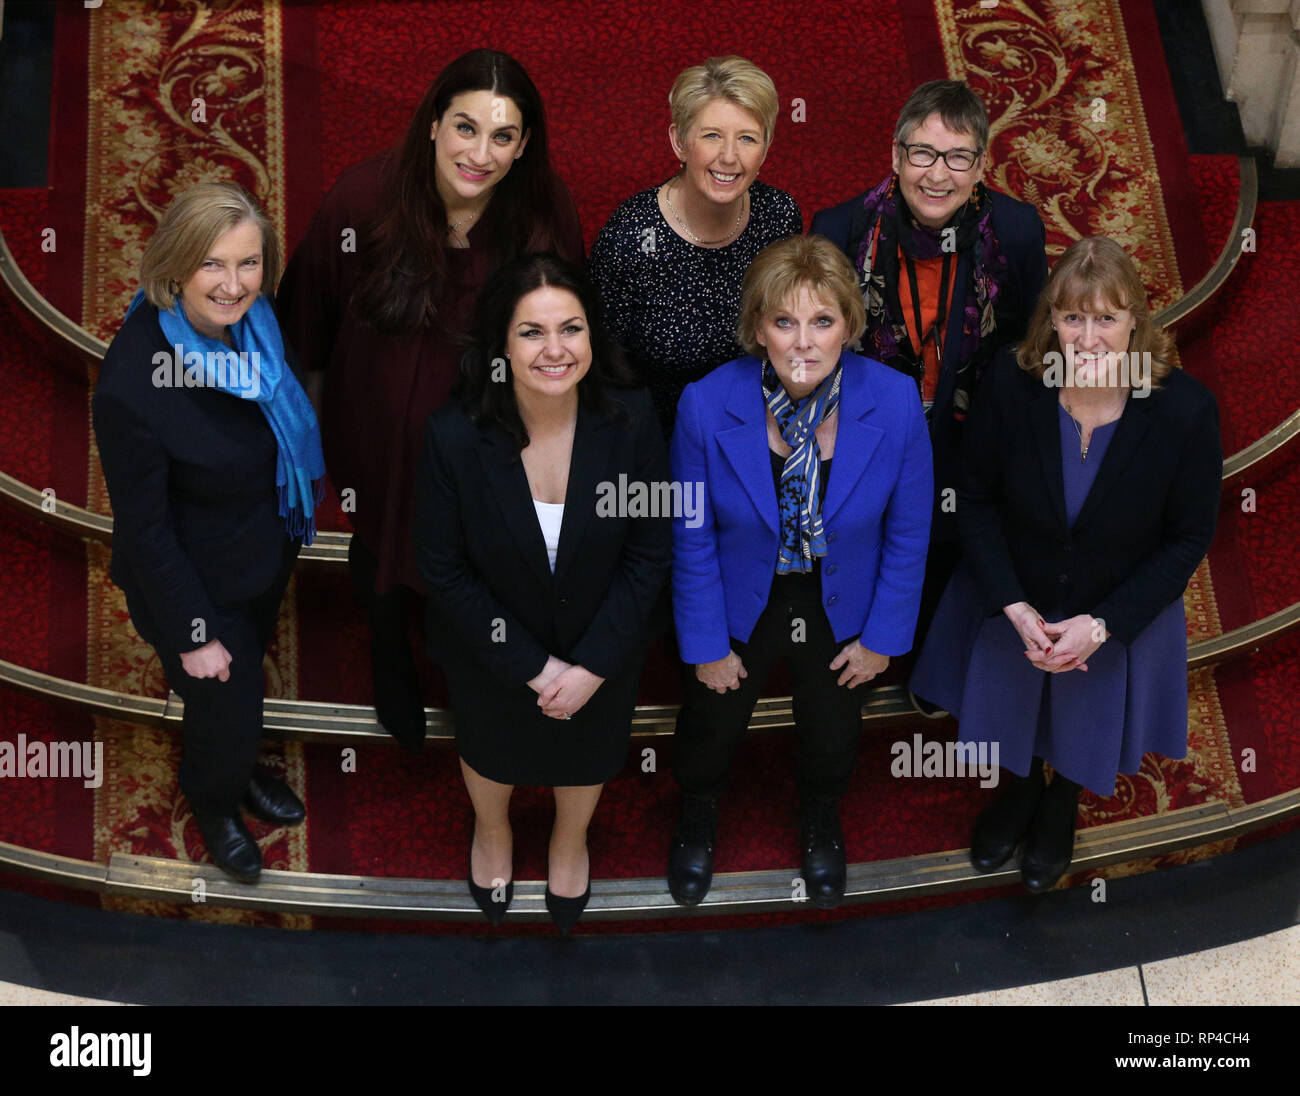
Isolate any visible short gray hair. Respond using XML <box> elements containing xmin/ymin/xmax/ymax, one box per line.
<box><xmin>893</xmin><ymin>80</ymin><xmax>989</xmax><ymax>152</ymax></box>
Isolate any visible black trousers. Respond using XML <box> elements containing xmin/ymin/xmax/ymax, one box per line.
<box><xmin>127</xmin><ymin>539</ymin><xmax>297</xmax><ymax>818</ymax></box>
<box><xmin>673</xmin><ymin>577</ymin><xmax>866</xmax><ymax>802</ymax></box>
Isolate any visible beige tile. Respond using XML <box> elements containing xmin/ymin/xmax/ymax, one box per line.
<box><xmin>1141</xmin><ymin>924</ymin><xmax>1300</xmax><ymax>1005</ymax></box>
<box><xmin>901</xmin><ymin>965</ymin><xmax>1145</xmax><ymax>1006</ymax></box>
<box><xmin>0</xmin><ymin>980</ymin><xmax>126</xmax><ymax>1006</ymax></box>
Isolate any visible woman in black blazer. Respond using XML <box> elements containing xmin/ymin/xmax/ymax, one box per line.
<box><xmin>910</xmin><ymin>236</ymin><xmax>1221</xmax><ymax>893</ymax></box>
<box><xmin>413</xmin><ymin>254</ymin><xmax>671</xmax><ymax>931</ymax></box>
<box><xmin>92</xmin><ymin>182</ymin><xmax>326</xmax><ymax>884</ymax></box>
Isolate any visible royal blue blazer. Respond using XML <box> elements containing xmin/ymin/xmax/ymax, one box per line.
<box><xmin>670</xmin><ymin>353</ymin><xmax>934</xmax><ymax>665</ymax></box>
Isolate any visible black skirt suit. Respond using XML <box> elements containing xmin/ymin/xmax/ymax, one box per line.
<box><xmin>413</xmin><ymin>385</ymin><xmax>671</xmax><ymax>786</ymax></box>
<box><xmin>92</xmin><ymin>301</ymin><xmax>300</xmax><ymax>817</ymax></box>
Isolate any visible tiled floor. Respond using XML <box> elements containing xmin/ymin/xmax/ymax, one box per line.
<box><xmin>900</xmin><ymin>923</ymin><xmax>1300</xmax><ymax>1006</ymax></box>
<box><xmin>0</xmin><ymin>982</ymin><xmax>125</xmax><ymax>1006</ymax></box>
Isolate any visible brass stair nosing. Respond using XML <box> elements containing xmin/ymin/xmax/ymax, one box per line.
<box><xmin>1</xmin><ymin>788</ymin><xmax>1294</xmax><ymax>921</ymax></box>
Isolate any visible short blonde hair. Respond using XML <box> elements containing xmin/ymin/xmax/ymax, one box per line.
<box><xmin>669</xmin><ymin>56</ymin><xmax>779</xmax><ymax>148</ymax></box>
<box><xmin>1017</xmin><ymin>236</ymin><xmax>1173</xmax><ymax>386</ymax></box>
<box><xmin>139</xmin><ymin>182</ymin><xmax>281</xmax><ymax>310</ymax></box>
<box><xmin>737</xmin><ymin>235</ymin><xmax>867</xmax><ymax>357</ymax></box>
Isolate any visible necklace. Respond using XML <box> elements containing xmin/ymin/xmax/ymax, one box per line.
<box><xmin>1062</xmin><ymin>392</ymin><xmax>1128</xmax><ymax>462</ymax></box>
<box><xmin>447</xmin><ymin>206</ymin><xmax>484</xmax><ymax>233</ymax></box>
<box><xmin>664</xmin><ymin>180</ymin><xmax>747</xmax><ymax>245</ymax></box>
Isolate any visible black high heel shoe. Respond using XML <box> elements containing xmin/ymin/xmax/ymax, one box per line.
<box><xmin>467</xmin><ymin>871</ymin><xmax>514</xmax><ymax>926</ymax></box>
<box><xmin>544</xmin><ymin>884</ymin><xmax>590</xmax><ymax>935</ymax></box>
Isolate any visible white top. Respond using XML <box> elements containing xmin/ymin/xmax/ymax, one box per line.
<box><xmin>533</xmin><ymin>500</ymin><xmax>565</xmax><ymax>572</ymax></box>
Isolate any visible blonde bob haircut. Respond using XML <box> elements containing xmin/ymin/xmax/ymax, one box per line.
<box><xmin>139</xmin><ymin>181</ymin><xmax>281</xmax><ymax>311</ymax></box>
<box><xmin>736</xmin><ymin>235</ymin><xmax>867</xmax><ymax>358</ymax></box>
<box><xmin>669</xmin><ymin>55</ymin><xmax>780</xmax><ymax>148</ymax></box>
<box><xmin>1017</xmin><ymin>235</ymin><xmax>1174</xmax><ymax>387</ymax></box>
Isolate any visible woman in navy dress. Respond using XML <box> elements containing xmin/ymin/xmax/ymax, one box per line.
<box><xmin>910</xmin><ymin>236</ymin><xmax>1222</xmax><ymax>893</ymax></box>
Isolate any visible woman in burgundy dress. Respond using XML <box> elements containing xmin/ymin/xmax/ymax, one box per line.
<box><xmin>277</xmin><ymin>50</ymin><xmax>584</xmax><ymax>750</ymax></box>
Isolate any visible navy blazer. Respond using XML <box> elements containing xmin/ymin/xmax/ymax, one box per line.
<box><xmin>92</xmin><ymin>301</ymin><xmax>297</xmax><ymax>654</ymax></box>
<box><xmin>413</xmin><ymin>385</ymin><xmax>672</xmax><ymax>686</ymax></box>
<box><xmin>959</xmin><ymin>348</ymin><xmax>1222</xmax><ymax>646</ymax></box>
<box><xmin>810</xmin><ymin>187</ymin><xmax>1047</xmax><ymax>539</ymax></box>
<box><xmin>671</xmin><ymin>353</ymin><xmax>933</xmax><ymax>665</ymax></box>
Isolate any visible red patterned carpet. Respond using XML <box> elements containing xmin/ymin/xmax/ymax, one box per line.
<box><xmin>0</xmin><ymin>1</ymin><xmax>1297</xmax><ymax>935</ymax></box>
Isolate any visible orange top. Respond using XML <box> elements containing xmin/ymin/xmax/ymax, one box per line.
<box><xmin>896</xmin><ymin>247</ymin><xmax>959</xmax><ymax>406</ymax></box>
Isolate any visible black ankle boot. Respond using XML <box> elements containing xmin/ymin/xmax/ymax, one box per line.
<box><xmin>970</xmin><ymin>759</ymin><xmax>1045</xmax><ymax>872</ymax></box>
<box><xmin>193</xmin><ymin>810</ymin><xmax>262</xmax><ymax>884</ymax></box>
<box><xmin>799</xmin><ymin>797</ymin><xmax>846</xmax><ymax>909</ymax></box>
<box><xmin>667</xmin><ymin>795</ymin><xmax>717</xmax><ymax>906</ymax></box>
<box><xmin>242</xmin><ymin>771</ymin><xmax>306</xmax><ymax>826</ymax></box>
<box><xmin>1021</xmin><ymin>776</ymin><xmax>1081</xmax><ymax>894</ymax></box>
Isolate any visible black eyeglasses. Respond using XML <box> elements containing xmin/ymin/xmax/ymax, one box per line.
<box><xmin>898</xmin><ymin>141</ymin><xmax>982</xmax><ymax>172</ymax></box>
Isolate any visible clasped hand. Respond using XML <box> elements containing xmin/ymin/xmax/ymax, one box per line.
<box><xmin>180</xmin><ymin>638</ymin><xmax>232</xmax><ymax>681</ymax></box>
<box><xmin>528</xmin><ymin>655</ymin><xmax>604</xmax><ymax>719</ymax></box>
<box><xmin>1004</xmin><ymin>603</ymin><xmax>1106</xmax><ymax>673</ymax></box>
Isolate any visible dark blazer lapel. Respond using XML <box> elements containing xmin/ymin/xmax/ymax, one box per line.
<box><xmin>717</xmin><ymin>357</ymin><xmax>779</xmax><ymax>534</ymax></box>
<box><xmin>1029</xmin><ymin>382</ymin><xmax>1069</xmax><ymax>532</ymax></box>
<box><xmin>477</xmin><ymin>424</ymin><xmax>553</xmax><ymax>586</ymax></box>
<box><xmin>822</xmin><ymin>360</ymin><xmax>882</xmax><ymax>525</ymax></box>
<box><xmin>1070</xmin><ymin>393</ymin><xmax>1153</xmax><ymax>533</ymax></box>
<box><xmin>554</xmin><ymin>400</ymin><xmax>615</xmax><ymax>581</ymax></box>
<box><xmin>929</xmin><ymin>249</ymin><xmax>974</xmax><ymax>416</ymax></box>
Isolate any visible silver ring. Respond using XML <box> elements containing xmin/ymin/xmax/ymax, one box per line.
<box><xmin>560</xmin><ymin>713</ymin><xmax>570</xmax><ymax>720</ymax></box>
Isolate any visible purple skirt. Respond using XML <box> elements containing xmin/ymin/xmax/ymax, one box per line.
<box><xmin>909</xmin><ymin>562</ymin><xmax>1190</xmax><ymax>796</ymax></box>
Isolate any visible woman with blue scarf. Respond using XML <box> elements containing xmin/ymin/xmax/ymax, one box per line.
<box><xmin>93</xmin><ymin>182</ymin><xmax>325</xmax><ymax>885</ymax></box>
<box><xmin>667</xmin><ymin>235</ymin><xmax>933</xmax><ymax>909</ymax></box>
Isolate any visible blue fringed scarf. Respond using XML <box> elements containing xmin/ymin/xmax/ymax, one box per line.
<box><xmin>127</xmin><ymin>290</ymin><xmax>326</xmax><ymax>545</ymax></box>
<box><xmin>763</xmin><ymin>359</ymin><xmax>842</xmax><ymax>574</ymax></box>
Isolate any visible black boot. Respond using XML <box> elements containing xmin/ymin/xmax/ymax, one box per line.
<box><xmin>193</xmin><ymin>809</ymin><xmax>262</xmax><ymax>884</ymax></box>
<box><xmin>1021</xmin><ymin>775</ymin><xmax>1081</xmax><ymax>894</ymax></box>
<box><xmin>350</xmin><ymin>537</ymin><xmax>426</xmax><ymax>753</ymax></box>
<box><xmin>667</xmin><ymin>794</ymin><xmax>717</xmax><ymax>906</ymax></box>
<box><xmin>970</xmin><ymin>757</ymin><xmax>1045</xmax><ymax>872</ymax></box>
<box><xmin>799</xmin><ymin>797</ymin><xmax>846</xmax><ymax>910</ymax></box>
<box><xmin>242</xmin><ymin>771</ymin><xmax>306</xmax><ymax>826</ymax></box>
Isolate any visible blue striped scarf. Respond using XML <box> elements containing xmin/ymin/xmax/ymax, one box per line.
<box><xmin>763</xmin><ymin>359</ymin><xmax>842</xmax><ymax>574</ymax></box>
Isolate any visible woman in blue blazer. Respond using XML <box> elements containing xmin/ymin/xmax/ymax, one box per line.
<box><xmin>667</xmin><ymin>235</ymin><xmax>933</xmax><ymax>909</ymax></box>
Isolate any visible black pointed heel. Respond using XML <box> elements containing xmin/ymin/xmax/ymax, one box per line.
<box><xmin>468</xmin><ymin>873</ymin><xmax>514</xmax><ymax>926</ymax></box>
<box><xmin>544</xmin><ymin>884</ymin><xmax>590</xmax><ymax>935</ymax></box>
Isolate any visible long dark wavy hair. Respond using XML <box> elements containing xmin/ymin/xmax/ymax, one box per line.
<box><xmin>458</xmin><ymin>253</ymin><xmax>638</xmax><ymax>449</ymax></box>
<box><xmin>353</xmin><ymin>49</ymin><xmax>570</xmax><ymax>334</ymax></box>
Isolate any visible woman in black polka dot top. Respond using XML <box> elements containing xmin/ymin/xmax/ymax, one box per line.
<box><xmin>589</xmin><ymin>55</ymin><xmax>802</xmax><ymax>435</ymax></box>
